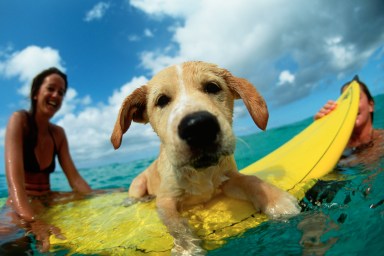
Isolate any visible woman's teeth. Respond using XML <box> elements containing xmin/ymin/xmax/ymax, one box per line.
<box><xmin>48</xmin><ymin>101</ymin><xmax>57</xmax><ymax>107</ymax></box>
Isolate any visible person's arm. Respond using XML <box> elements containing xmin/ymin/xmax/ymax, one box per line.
<box><xmin>5</xmin><ymin>112</ymin><xmax>66</xmax><ymax>252</ymax></box>
<box><xmin>4</xmin><ymin>112</ymin><xmax>36</xmax><ymax>221</ymax></box>
<box><xmin>55</xmin><ymin>126</ymin><xmax>92</xmax><ymax>193</ymax></box>
<box><xmin>314</xmin><ymin>100</ymin><xmax>337</xmax><ymax>120</ymax></box>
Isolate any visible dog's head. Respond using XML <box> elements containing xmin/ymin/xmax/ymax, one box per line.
<box><xmin>111</xmin><ymin>61</ymin><xmax>268</xmax><ymax>169</ymax></box>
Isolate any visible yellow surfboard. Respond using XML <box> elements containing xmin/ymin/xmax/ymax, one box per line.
<box><xmin>44</xmin><ymin>82</ymin><xmax>359</xmax><ymax>255</ymax></box>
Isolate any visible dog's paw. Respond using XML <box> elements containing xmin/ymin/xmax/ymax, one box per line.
<box><xmin>169</xmin><ymin>219</ymin><xmax>206</xmax><ymax>256</ymax></box>
<box><xmin>122</xmin><ymin>197</ymin><xmax>139</xmax><ymax>207</ymax></box>
<box><xmin>264</xmin><ymin>191</ymin><xmax>301</xmax><ymax>218</ymax></box>
<box><xmin>139</xmin><ymin>194</ymin><xmax>156</xmax><ymax>202</ymax></box>
<box><xmin>172</xmin><ymin>237</ymin><xmax>206</xmax><ymax>256</ymax></box>
<box><xmin>122</xmin><ymin>195</ymin><xmax>156</xmax><ymax>207</ymax></box>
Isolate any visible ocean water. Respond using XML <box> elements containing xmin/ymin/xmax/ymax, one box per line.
<box><xmin>1</xmin><ymin>94</ymin><xmax>383</xmax><ymax>255</ymax></box>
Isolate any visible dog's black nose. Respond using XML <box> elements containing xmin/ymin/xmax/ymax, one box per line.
<box><xmin>178</xmin><ymin>111</ymin><xmax>220</xmax><ymax>148</ymax></box>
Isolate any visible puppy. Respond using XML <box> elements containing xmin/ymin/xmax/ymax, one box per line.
<box><xmin>111</xmin><ymin>61</ymin><xmax>300</xmax><ymax>255</ymax></box>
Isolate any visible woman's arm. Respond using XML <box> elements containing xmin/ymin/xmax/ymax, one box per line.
<box><xmin>54</xmin><ymin>126</ymin><xmax>91</xmax><ymax>193</ymax></box>
<box><xmin>4</xmin><ymin>112</ymin><xmax>36</xmax><ymax>221</ymax></box>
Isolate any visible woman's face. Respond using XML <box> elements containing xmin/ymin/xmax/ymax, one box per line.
<box><xmin>34</xmin><ymin>74</ymin><xmax>66</xmax><ymax>118</ymax></box>
<box><xmin>355</xmin><ymin>89</ymin><xmax>374</xmax><ymax>130</ymax></box>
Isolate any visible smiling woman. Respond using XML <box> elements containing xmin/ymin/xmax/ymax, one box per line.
<box><xmin>0</xmin><ymin>67</ymin><xmax>92</xmax><ymax>254</ymax></box>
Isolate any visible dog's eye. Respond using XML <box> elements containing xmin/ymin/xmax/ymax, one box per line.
<box><xmin>203</xmin><ymin>82</ymin><xmax>222</xmax><ymax>94</ymax></box>
<box><xmin>155</xmin><ymin>94</ymin><xmax>171</xmax><ymax>108</ymax></box>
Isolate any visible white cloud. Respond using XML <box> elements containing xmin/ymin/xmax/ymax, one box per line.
<box><xmin>55</xmin><ymin>88</ymin><xmax>93</xmax><ymax>118</ymax></box>
<box><xmin>108</xmin><ymin>76</ymin><xmax>148</xmax><ymax>107</ymax></box>
<box><xmin>278</xmin><ymin>70</ymin><xmax>295</xmax><ymax>86</ymax></box>
<box><xmin>0</xmin><ymin>43</ymin><xmax>14</xmax><ymax>59</ymax></box>
<box><xmin>144</xmin><ymin>28</ymin><xmax>154</xmax><ymax>38</ymax></box>
<box><xmin>325</xmin><ymin>36</ymin><xmax>355</xmax><ymax>70</ymax></box>
<box><xmin>140</xmin><ymin>51</ymin><xmax>183</xmax><ymax>75</ymax></box>
<box><xmin>84</xmin><ymin>2</ymin><xmax>110</xmax><ymax>22</ymax></box>
<box><xmin>0</xmin><ymin>45</ymin><xmax>65</xmax><ymax>96</ymax></box>
<box><xmin>130</xmin><ymin>0</ymin><xmax>384</xmax><ymax>106</ymax></box>
<box><xmin>130</xmin><ymin>0</ymin><xmax>200</xmax><ymax>18</ymax></box>
<box><xmin>57</xmin><ymin>75</ymin><xmax>159</xmax><ymax>166</ymax></box>
<box><xmin>128</xmin><ymin>29</ymin><xmax>154</xmax><ymax>42</ymax></box>
<box><xmin>128</xmin><ymin>34</ymin><xmax>140</xmax><ymax>42</ymax></box>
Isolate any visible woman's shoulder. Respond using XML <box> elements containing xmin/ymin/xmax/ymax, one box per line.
<box><xmin>374</xmin><ymin>129</ymin><xmax>384</xmax><ymax>141</ymax></box>
<box><xmin>49</xmin><ymin>122</ymin><xmax>64</xmax><ymax>132</ymax></box>
<box><xmin>8</xmin><ymin>110</ymin><xmax>30</xmax><ymax>128</ymax></box>
<box><xmin>372</xmin><ymin>129</ymin><xmax>384</xmax><ymax>154</ymax></box>
<box><xmin>49</xmin><ymin>122</ymin><xmax>68</xmax><ymax>147</ymax></box>
<box><xmin>49</xmin><ymin>123</ymin><xmax>66</xmax><ymax>138</ymax></box>
<box><xmin>10</xmin><ymin>109</ymin><xmax>28</xmax><ymax>119</ymax></box>
<box><xmin>374</xmin><ymin>129</ymin><xmax>384</xmax><ymax>136</ymax></box>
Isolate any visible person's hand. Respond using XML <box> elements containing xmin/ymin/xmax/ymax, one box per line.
<box><xmin>28</xmin><ymin>219</ymin><xmax>66</xmax><ymax>252</ymax></box>
<box><xmin>314</xmin><ymin>100</ymin><xmax>337</xmax><ymax>120</ymax></box>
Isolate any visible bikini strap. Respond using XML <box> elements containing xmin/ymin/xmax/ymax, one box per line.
<box><xmin>48</xmin><ymin>125</ymin><xmax>58</xmax><ymax>154</ymax></box>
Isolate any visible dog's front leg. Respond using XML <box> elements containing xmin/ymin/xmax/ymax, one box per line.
<box><xmin>157</xmin><ymin>197</ymin><xmax>205</xmax><ymax>256</ymax></box>
<box><xmin>222</xmin><ymin>173</ymin><xmax>300</xmax><ymax>218</ymax></box>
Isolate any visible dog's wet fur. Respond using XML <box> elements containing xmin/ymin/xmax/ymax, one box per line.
<box><xmin>111</xmin><ymin>61</ymin><xmax>300</xmax><ymax>255</ymax></box>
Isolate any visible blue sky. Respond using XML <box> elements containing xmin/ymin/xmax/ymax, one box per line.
<box><xmin>0</xmin><ymin>0</ymin><xmax>383</xmax><ymax>172</ymax></box>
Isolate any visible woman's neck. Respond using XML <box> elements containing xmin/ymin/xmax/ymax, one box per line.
<box><xmin>349</xmin><ymin>123</ymin><xmax>374</xmax><ymax>148</ymax></box>
<box><xmin>34</xmin><ymin>111</ymin><xmax>51</xmax><ymax>133</ymax></box>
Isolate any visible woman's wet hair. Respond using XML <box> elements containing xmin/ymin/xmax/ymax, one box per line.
<box><xmin>27</xmin><ymin>68</ymin><xmax>68</xmax><ymax>147</ymax></box>
<box><xmin>29</xmin><ymin>67</ymin><xmax>68</xmax><ymax>115</ymax></box>
<box><xmin>341</xmin><ymin>75</ymin><xmax>374</xmax><ymax>122</ymax></box>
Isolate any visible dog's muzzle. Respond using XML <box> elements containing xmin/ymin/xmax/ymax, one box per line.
<box><xmin>178</xmin><ymin>111</ymin><xmax>221</xmax><ymax>168</ymax></box>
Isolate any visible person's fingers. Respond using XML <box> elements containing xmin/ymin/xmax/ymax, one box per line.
<box><xmin>314</xmin><ymin>114</ymin><xmax>323</xmax><ymax>120</ymax></box>
<box><xmin>40</xmin><ymin>235</ymin><xmax>50</xmax><ymax>252</ymax></box>
<box><xmin>314</xmin><ymin>108</ymin><xmax>328</xmax><ymax>120</ymax></box>
<box><xmin>34</xmin><ymin>230</ymin><xmax>50</xmax><ymax>252</ymax></box>
<box><xmin>30</xmin><ymin>221</ymin><xmax>56</xmax><ymax>252</ymax></box>
<box><xmin>51</xmin><ymin>225</ymin><xmax>66</xmax><ymax>240</ymax></box>
<box><xmin>325</xmin><ymin>100</ymin><xmax>337</xmax><ymax>110</ymax></box>
<box><xmin>314</xmin><ymin>100</ymin><xmax>337</xmax><ymax>120</ymax></box>
<box><xmin>38</xmin><ymin>225</ymin><xmax>66</xmax><ymax>252</ymax></box>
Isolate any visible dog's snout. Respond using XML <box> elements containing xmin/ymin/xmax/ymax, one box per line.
<box><xmin>178</xmin><ymin>111</ymin><xmax>220</xmax><ymax>148</ymax></box>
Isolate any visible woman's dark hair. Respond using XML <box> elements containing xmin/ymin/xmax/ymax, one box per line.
<box><xmin>341</xmin><ymin>75</ymin><xmax>374</xmax><ymax>122</ymax></box>
<box><xmin>29</xmin><ymin>67</ymin><xmax>68</xmax><ymax>115</ymax></box>
<box><xmin>27</xmin><ymin>67</ymin><xmax>68</xmax><ymax>147</ymax></box>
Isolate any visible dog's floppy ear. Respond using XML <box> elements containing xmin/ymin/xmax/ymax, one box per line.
<box><xmin>225</xmin><ymin>71</ymin><xmax>269</xmax><ymax>130</ymax></box>
<box><xmin>111</xmin><ymin>86</ymin><xmax>148</xmax><ymax>149</ymax></box>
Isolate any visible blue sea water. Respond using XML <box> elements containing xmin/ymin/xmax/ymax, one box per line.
<box><xmin>1</xmin><ymin>94</ymin><xmax>383</xmax><ymax>255</ymax></box>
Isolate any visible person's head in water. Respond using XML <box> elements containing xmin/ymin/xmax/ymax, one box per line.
<box><xmin>341</xmin><ymin>75</ymin><xmax>374</xmax><ymax>134</ymax></box>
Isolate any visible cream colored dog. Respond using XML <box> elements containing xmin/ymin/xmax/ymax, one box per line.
<box><xmin>111</xmin><ymin>61</ymin><xmax>300</xmax><ymax>255</ymax></box>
